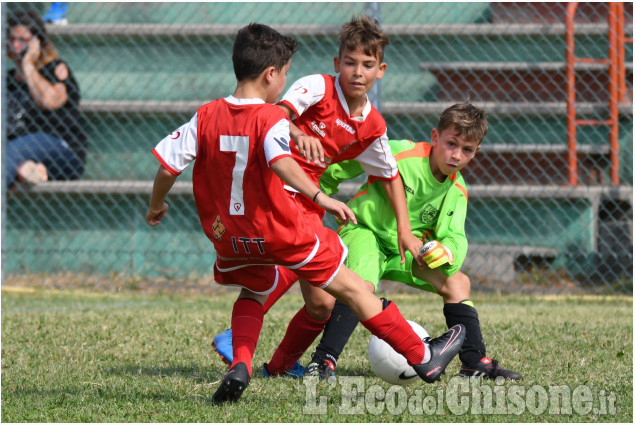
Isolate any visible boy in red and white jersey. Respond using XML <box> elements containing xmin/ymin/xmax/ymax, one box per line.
<box><xmin>279</xmin><ymin>16</ymin><xmax>418</xmax><ymax>253</ymax></box>
<box><xmin>146</xmin><ymin>23</ymin><xmax>464</xmax><ymax>404</ymax></box>
<box><xmin>254</xmin><ymin>16</ymin><xmax>425</xmax><ymax>378</ymax></box>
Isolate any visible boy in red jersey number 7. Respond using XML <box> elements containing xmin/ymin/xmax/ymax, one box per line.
<box><xmin>211</xmin><ymin>15</ymin><xmax>434</xmax><ymax>378</ymax></box>
<box><xmin>145</xmin><ymin>23</ymin><xmax>465</xmax><ymax>404</ymax></box>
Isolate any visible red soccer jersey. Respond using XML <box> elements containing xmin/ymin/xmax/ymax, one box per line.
<box><xmin>152</xmin><ymin>96</ymin><xmax>321</xmax><ymax>266</ymax></box>
<box><xmin>279</xmin><ymin>74</ymin><xmax>398</xmax><ymax>186</ymax></box>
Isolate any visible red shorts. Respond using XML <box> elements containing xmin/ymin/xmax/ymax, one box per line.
<box><xmin>214</xmin><ymin>192</ymin><xmax>346</xmax><ymax>293</ymax></box>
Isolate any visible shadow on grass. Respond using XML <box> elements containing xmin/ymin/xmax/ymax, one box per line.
<box><xmin>103</xmin><ymin>361</ymin><xmax>226</xmax><ymax>383</ymax></box>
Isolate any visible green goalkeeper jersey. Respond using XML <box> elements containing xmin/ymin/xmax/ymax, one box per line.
<box><xmin>320</xmin><ymin>139</ymin><xmax>469</xmax><ymax>271</ymax></box>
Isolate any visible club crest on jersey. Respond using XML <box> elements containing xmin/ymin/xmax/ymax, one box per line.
<box><xmin>419</xmin><ymin>204</ymin><xmax>439</xmax><ymax>225</ymax></box>
<box><xmin>212</xmin><ymin>215</ymin><xmax>226</xmax><ymax>241</ymax></box>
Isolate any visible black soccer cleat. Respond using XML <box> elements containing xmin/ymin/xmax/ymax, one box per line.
<box><xmin>212</xmin><ymin>362</ymin><xmax>251</xmax><ymax>404</ymax></box>
<box><xmin>304</xmin><ymin>359</ymin><xmax>336</xmax><ymax>383</ymax></box>
<box><xmin>412</xmin><ymin>324</ymin><xmax>465</xmax><ymax>383</ymax></box>
<box><xmin>460</xmin><ymin>357</ymin><xmax>523</xmax><ymax>380</ymax></box>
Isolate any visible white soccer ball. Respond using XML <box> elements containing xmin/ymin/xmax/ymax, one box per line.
<box><xmin>367</xmin><ymin>320</ymin><xmax>429</xmax><ymax>386</ymax></box>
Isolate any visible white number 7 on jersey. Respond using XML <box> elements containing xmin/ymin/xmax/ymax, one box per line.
<box><xmin>220</xmin><ymin>135</ymin><xmax>249</xmax><ymax>215</ymax></box>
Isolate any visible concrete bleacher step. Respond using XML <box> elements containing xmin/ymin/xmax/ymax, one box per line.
<box><xmin>419</xmin><ymin>61</ymin><xmax>634</xmax><ymax>102</ymax></box>
<box><xmin>12</xmin><ymin>180</ymin><xmax>631</xmax><ymax>279</ymax></box>
<box><xmin>491</xmin><ymin>2</ymin><xmax>633</xmax><ymax>24</ymax></box>
<box><xmin>56</xmin><ymin>3</ymin><xmax>488</xmax><ymax>27</ymax></box>
<box><xmin>381</xmin><ymin>101</ymin><xmax>634</xmax><ymax>116</ymax></box>
<box><xmin>22</xmin><ymin>180</ymin><xmax>632</xmax><ymax>203</ymax></box>
<box><xmin>52</xmin><ymin>23</ymin><xmax>633</xmax><ymax>77</ymax></box>
<box><xmin>75</xmin><ymin>72</ymin><xmax>434</xmax><ymax>103</ymax></box>
<box><xmin>50</xmin><ymin>20</ymin><xmax>633</xmax><ymax>103</ymax></box>
<box><xmin>460</xmin><ymin>143</ymin><xmax>613</xmax><ymax>185</ymax></box>
<box><xmin>48</xmin><ymin>22</ymin><xmax>633</xmax><ymax>37</ymax></box>
<box><xmin>463</xmin><ymin>244</ymin><xmax>559</xmax><ymax>284</ymax></box>
<box><xmin>78</xmin><ymin>99</ymin><xmax>632</xmax><ymax>183</ymax></box>
<box><xmin>80</xmin><ymin>99</ymin><xmax>635</xmax><ymax>116</ymax></box>
<box><xmin>59</xmin><ymin>2</ymin><xmax>372</xmax><ymax>26</ymax></box>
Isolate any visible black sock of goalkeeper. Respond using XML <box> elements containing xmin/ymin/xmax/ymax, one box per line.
<box><xmin>311</xmin><ymin>300</ymin><xmax>359</xmax><ymax>366</ymax></box>
<box><xmin>443</xmin><ymin>300</ymin><xmax>486</xmax><ymax>367</ymax></box>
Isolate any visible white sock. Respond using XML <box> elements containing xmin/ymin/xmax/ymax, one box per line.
<box><xmin>421</xmin><ymin>341</ymin><xmax>431</xmax><ymax>363</ymax></box>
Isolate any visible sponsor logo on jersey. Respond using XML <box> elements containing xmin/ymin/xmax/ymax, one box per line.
<box><xmin>309</xmin><ymin>120</ymin><xmax>326</xmax><ymax>137</ymax></box>
<box><xmin>404</xmin><ymin>185</ymin><xmax>415</xmax><ymax>195</ymax></box>
<box><xmin>274</xmin><ymin>136</ymin><xmax>290</xmax><ymax>152</ymax></box>
<box><xmin>170</xmin><ymin>130</ymin><xmax>181</xmax><ymax>139</ymax></box>
<box><xmin>336</xmin><ymin>118</ymin><xmax>355</xmax><ymax>135</ymax></box>
<box><xmin>231</xmin><ymin>236</ymin><xmax>266</xmax><ymax>254</ymax></box>
<box><xmin>212</xmin><ymin>215</ymin><xmax>226</xmax><ymax>241</ymax></box>
<box><xmin>295</xmin><ymin>86</ymin><xmax>308</xmax><ymax>94</ymax></box>
<box><xmin>419</xmin><ymin>204</ymin><xmax>439</xmax><ymax>225</ymax></box>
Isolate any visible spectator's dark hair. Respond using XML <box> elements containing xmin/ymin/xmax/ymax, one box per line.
<box><xmin>338</xmin><ymin>15</ymin><xmax>389</xmax><ymax>62</ymax></box>
<box><xmin>437</xmin><ymin>103</ymin><xmax>489</xmax><ymax>144</ymax></box>
<box><xmin>7</xmin><ymin>10</ymin><xmax>50</xmax><ymax>46</ymax></box>
<box><xmin>232</xmin><ymin>23</ymin><xmax>297</xmax><ymax>81</ymax></box>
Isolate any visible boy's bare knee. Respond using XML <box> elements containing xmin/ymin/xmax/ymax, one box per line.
<box><xmin>305</xmin><ymin>300</ymin><xmax>334</xmax><ymax>320</ymax></box>
<box><xmin>300</xmin><ymin>280</ymin><xmax>336</xmax><ymax>320</ymax></box>
<box><xmin>440</xmin><ymin>272</ymin><xmax>471</xmax><ymax>303</ymax></box>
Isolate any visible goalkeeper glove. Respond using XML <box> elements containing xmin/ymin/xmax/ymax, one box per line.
<box><xmin>419</xmin><ymin>241</ymin><xmax>454</xmax><ymax>269</ymax></box>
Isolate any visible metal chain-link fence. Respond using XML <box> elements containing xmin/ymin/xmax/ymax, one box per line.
<box><xmin>2</xmin><ymin>2</ymin><xmax>633</xmax><ymax>293</ymax></box>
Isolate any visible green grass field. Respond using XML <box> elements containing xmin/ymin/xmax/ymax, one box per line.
<box><xmin>1</xmin><ymin>287</ymin><xmax>632</xmax><ymax>422</ymax></box>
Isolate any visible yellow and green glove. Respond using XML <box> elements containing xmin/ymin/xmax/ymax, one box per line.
<box><xmin>419</xmin><ymin>240</ymin><xmax>454</xmax><ymax>269</ymax></box>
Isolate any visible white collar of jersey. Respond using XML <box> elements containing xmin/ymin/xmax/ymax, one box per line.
<box><xmin>225</xmin><ymin>95</ymin><xmax>266</xmax><ymax>105</ymax></box>
<box><xmin>334</xmin><ymin>75</ymin><xmax>372</xmax><ymax>121</ymax></box>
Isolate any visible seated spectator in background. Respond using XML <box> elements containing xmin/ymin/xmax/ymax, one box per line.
<box><xmin>5</xmin><ymin>10</ymin><xmax>86</xmax><ymax>189</ymax></box>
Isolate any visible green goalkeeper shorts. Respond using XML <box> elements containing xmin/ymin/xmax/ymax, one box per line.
<box><xmin>340</xmin><ymin>224</ymin><xmax>456</xmax><ymax>293</ymax></box>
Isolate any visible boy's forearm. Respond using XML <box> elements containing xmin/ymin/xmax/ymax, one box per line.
<box><xmin>288</xmin><ymin>121</ymin><xmax>306</xmax><ymax>141</ymax></box>
<box><xmin>381</xmin><ymin>175</ymin><xmax>412</xmax><ymax>234</ymax></box>
<box><xmin>270</xmin><ymin>156</ymin><xmax>320</xmax><ymax>199</ymax></box>
<box><xmin>149</xmin><ymin>166</ymin><xmax>178</xmax><ymax>208</ymax></box>
<box><xmin>271</xmin><ymin>156</ymin><xmax>356</xmax><ymax>225</ymax></box>
<box><xmin>435</xmin><ymin>194</ymin><xmax>469</xmax><ymax>269</ymax></box>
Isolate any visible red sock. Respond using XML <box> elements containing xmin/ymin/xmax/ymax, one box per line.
<box><xmin>360</xmin><ymin>301</ymin><xmax>425</xmax><ymax>365</ymax></box>
<box><xmin>266</xmin><ymin>306</ymin><xmax>329</xmax><ymax>375</ymax></box>
<box><xmin>263</xmin><ymin>268</ymin><xmax>298</xmax><ymax>313</ymax></box>
<box><xmin>231</xmin><ymin>298</ymin><xmax>264</xmax><ymax>376</ymax></box>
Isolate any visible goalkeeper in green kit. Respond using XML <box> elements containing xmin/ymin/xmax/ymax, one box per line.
<box><xmin>304</xmin><ymin>103</ymin><xmax>523</xmax><ymax>381</ymax></box>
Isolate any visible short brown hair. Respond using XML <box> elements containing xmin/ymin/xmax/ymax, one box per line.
<box><xmin>437</xmin><ymin>103</ymin><xmax>488</xmax><ymax>144</ymax></box>
<box><xmin>338</xmin><ymin>15</ymin><xmax>389</xmax><ymax>62</ymax></box>
<box><xmin>232</xmin><ymin>23</ymin><xmax>297</xmax><ymax>81</ymax></box>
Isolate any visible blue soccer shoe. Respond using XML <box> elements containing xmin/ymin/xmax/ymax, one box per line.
<box><xmin>212</xmin><ymin>329</ymin><xmax>233</xmax><ymax>365</ymax></box>
<box><xmin>262</xmin><ymin>361</ymin><xmax>306</xmax><ymax>379</ymax></box>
